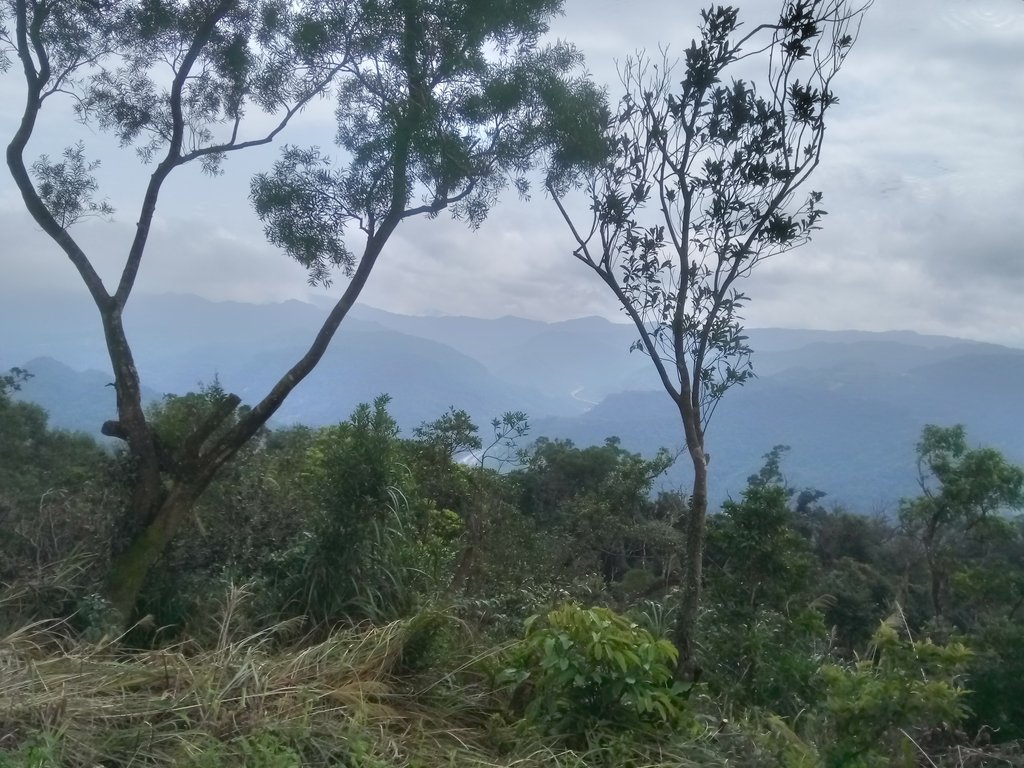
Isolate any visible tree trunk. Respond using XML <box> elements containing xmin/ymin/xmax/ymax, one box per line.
<box><xmin>105</xmin><ymin>485</ymin><xmax>201</xmax><ymax>621</ymax></box>
<box><xmin>922</xmin><ymin>521</ymin><xmax>945</xmax><ymax>626</ymax></box>
<box><xmin>673</xmin><ymin>438</ymin><xmax>708</xmax><ymax>681</ymax></box>
<box><xmin>927</xmin><ymin>549</ymin><xmax>947</xmax><ymax>626</ymax></box>
<box><xmin>450</xmin><ymin>501</ymin><xmax>483</xmax><ymax>594</ymax></box>
<box><xmin>97</xmin><ymin>222</ymin><xmax>400</xmax><ymax>622</ymax></box>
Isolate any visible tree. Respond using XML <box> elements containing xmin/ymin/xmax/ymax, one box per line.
<box><xmin>707</xmin><ymin>447</ymin><xmax>813</xmax><ymax>613</ymax></box>
<box><xmin>0</xmin><ymin>366</ymin><xmax>31</xmax><ymax>402</ymax></box>
<box><xmin>548</xmin><ymin>0</ymin><xmax>870</xmax><ymax>676</ymax></box>
<box><xmin>413</xmin><ymin>407</ymin><xmax>482</xmax><ymax>463</ymax></box>
<box><xmin>701</xmin><ymin>446</ymin><xmax>824</xmax><ymax>713</ymax></box>
<box><xmin>900</xmin><ymin>424</ymin><xmax>1024</xmax><ymax>625</ymax></box>
<box><xmin>2</xmin><ymin>0</ymin><xmax>605</xmax><ymax>620</ymax></box>
<box><xmin>514</xmin><ymin>437</ymin><xmax>675</xmax><ymax>583</ymax></box>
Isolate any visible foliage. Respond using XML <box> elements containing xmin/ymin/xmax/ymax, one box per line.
<box><xmin>144</xmin><ymin>380</ymin><xmax>252</xmax><ymax>468</ymax></box>
<box><xmin>0</xmin><ymin>367</ymin><xmax>31</xmax><ymax>401</ymax></box>
<box><xmin>513</xmin><ymin>438</ymin><xmax>677</xmax><ymax>584</ymax></box>
<box><xmin>250</xmin><ymin>0</ymin><xmax>607</xmax><ymax>284</ymax></box>
<box><xmin>816</xmin><ymin>557</ymin><xmax>893</xmax><ymax>652</ymax></box>
<box><xmin>900</xmin><ymin>424</ymin><xmax>1024</xmax><ymax>623</ymax></box>
<box><xmin>0</xmin><ymin>381</ymin><xmax>106</xmax><ymax>512</ymax></box>
<box><xmin>504</xmin><ymin>604</ymin><xmax>688</xmax><ymax>745</ymax></box>
<box><xmin>279</xmin><ymin>395</ymin><xmax>420</xmax><ymax>623</ymax></box>
<box><xmin>700</xmin><ymin>448</ymin><xmax>826</xmax><ymax>714</ymax></box>
<box><xmin>0</xmin><ymin>381</ymin><xmax>114</xmax><ymax>629</ymax></box>
<box><xmin>479</xmin><ymin>411</ymin><xmax>532</xmax><ymax>470</ymax></box>
<box><xmin>962</xmin><ymin>617</ymin><xmax>1024</xmax><ymax>741</ymax></box>
<box><xmin>30</xmin><ymin>142</ymin><xmax>113</xmax><ymax>228</ymax></box>
<box><xmin>4</xmin><ymin>0</ymin><xmax>1023</xmax><ymax>763</ymax></box>
<box><xmin>702</xmin><ymin>603</ymin><xmax>829</xmax><ymax>717</ymax></box>
<box><xmin>706</xmin><ymin>476</ymin><xmax>814</xmax><ymax>611</ymax></box>
<box><xmin>2</xmin><ymin>0</ymin><xmax>606</xmax><ymax>619</ymax></box>
<box><xmin>818</xmin><ymin>621</ymin><xmax>971</xmax><ymax>767</ymax></box>
<box><xmin>414</xmin><ymin>407</ymin><xmax>482</xmax><ymax>462</ymax></box>
<box><xmin>548</xmin><ymin>0</ymin><xmax>871</xmax><ymax>673</ymax></box>
<box><xmin>553</xmin><ymin>0</ymin><xmax>865</xmax><ymax>415</ymax></box>
<box><xmin>3</xmin><ymin>394</ymin><xmax>1024</xmax><ymax>766</ymax></box>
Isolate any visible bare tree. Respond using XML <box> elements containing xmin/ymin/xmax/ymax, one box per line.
<box><xmin>548</xmin><ymin>0</ymin><xmax>871</xmax><ymax>677</ymax></box>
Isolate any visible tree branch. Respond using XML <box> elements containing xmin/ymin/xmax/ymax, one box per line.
<box><xmin>5</xmin><ymin>0</ymin><xmax>110</xmax><ymax>309</ymax></box>
<box><xmin>113</xmin><ymin>0</ymin><xmax>235</xmax><ymax>308</ymax></box>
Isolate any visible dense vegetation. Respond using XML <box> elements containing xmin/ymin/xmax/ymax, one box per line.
<box><xmin>3</xmin><ymin>371</ymin><xmax>1023</xmax><ymax>767</ymax></box>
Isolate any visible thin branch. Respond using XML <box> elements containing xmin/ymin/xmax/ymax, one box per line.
<box><xmin>5</xmin><ymin>0</ymin><xmax>110</xmax><ymax>308</ymax></box>
<box><xmin>113</xmin><ymin>0</ymin><xmax>235</xmax><ymax>307</ymax></box>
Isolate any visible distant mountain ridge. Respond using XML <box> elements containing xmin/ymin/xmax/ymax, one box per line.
<box><xmin>3</xmin><ymin>292</ymin><xmax>1021</xmax><ymax>510</ymax></box>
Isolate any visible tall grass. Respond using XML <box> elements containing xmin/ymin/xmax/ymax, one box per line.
<box><xmin>2</xmin><ymin>579</ymin><xmax>721</xmax><ymax>767</ymax></box>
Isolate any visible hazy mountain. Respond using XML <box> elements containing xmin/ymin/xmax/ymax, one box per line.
<box><xmin>11</xmin><ymin>357</ymin><xmax>162</xmax><ymax>436</ymax></box>
<box><xmin>533</xmin><ymin>384</ymin><xmax>927</xmax><ymax>511</ymax></box>
<box><xmin>4</xmin><ymin>292</ymin><xmax>1022</xmax><ymax>510</ymax></box>
<box><xmin>0</xmin><ymin>293</ymin><xmax>585</xmax><ymax>435</ymax></box>
<box><xmin>347</xmin><ymin>305</ymin><xmax>654</xmax><ymax>401</ymax></box>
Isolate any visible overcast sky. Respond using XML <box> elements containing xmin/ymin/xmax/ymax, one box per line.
<box><xmin>2</xmin><ymin>0</ymin><xmax>1023</xmax><ymax>346</ymax></box>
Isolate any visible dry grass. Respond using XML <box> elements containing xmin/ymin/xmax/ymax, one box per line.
<box><xmin>2</xmin><ymin>584</ymin><xmax>392</xmax><ymax>762</ymax></box>
<box><xmin>0</xmin><ymin>582</ymin><xmax>800</xmax><ymax>768</ymax></box>
<box><xmin>0</xmin><ymin>584</ymin><xmax>617</xmax><ymax>767</ymax></box>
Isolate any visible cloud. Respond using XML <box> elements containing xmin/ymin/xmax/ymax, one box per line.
<box><xmin>1</xmin><ymin>0</ymin><xmax>1022</xmax><ymax>348</ymax></box>
<box><xmin>0</xmin><ymin>208</ymin><xmax>312</xmax><ymax>302</ymax></box>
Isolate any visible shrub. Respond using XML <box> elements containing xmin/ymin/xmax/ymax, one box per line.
<box><xmin>962</xmin><ymin>618</ymin><xmax>1024</xmax><ymax>741</ymax></box>
<box><xmin>818</xmin><ymin>622</ymin><xmax>971</xmax><ymax>767</ymax></box>
<box><xmin>701</xmin><ymin>603</ymin><xmax>829</xmax><ymax>716</ymax></box>
<box><xmin>504</xmin><ymin>604</ymin><xmax>688</xmax><ymax>745</ymax></box>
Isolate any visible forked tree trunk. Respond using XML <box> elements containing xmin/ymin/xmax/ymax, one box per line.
<box><xmin>98</xmin><ymin>231</ymin><xmax>397</xmax><ymax>624</ymax></box>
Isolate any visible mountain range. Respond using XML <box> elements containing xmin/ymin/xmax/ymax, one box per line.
<box><xmin>3</xmin><ymin>292</ymin><xmax>1022</xmax><ymax>511</ymax></box>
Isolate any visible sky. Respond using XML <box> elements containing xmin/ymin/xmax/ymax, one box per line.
<box><xmin>1</xmin><ymin>0</ymin><xmax>1023</xmax><ymax>346</ymax></box>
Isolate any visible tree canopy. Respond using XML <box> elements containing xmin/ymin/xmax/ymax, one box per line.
<box><xmin>1</xmin><ymin>0</ymin><xmax>606</xmax><ymax>619</ymax></box>
<box><xmin>549</xmin><ymin>0</ymin><xmax>871</xmax><ymax>677</ymax></box>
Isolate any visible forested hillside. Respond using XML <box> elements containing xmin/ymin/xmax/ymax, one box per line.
<box><xmin>5</xmin><ymin>293</ymin><xmax>1022</xmax><ymax>509</ymax></box>
<box><xmin>3</xmin><ymin>375</ymin><xmax>1023</xmax><ymax>766</ymax></box>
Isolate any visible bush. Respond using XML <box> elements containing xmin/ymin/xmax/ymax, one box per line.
<box><xmin>503</xmin><ymin>604</ymin><xmax>688</xmax><ymax>745</ymax></box>
<box><xmin>818</xmin><ymin>622</ymin><xmax>971</xmax><ymax>767</ymax></box>
<box><xmin>963</xmin><ymin>618</ymin><xmax>1024</xmax><ymax>741</ymax></box>
<box><xmin>700</xmin><ymin>603</ymin><xmax>829</xmax><ymax>716</ymax></box>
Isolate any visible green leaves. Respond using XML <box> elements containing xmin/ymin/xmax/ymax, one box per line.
<box><xmin>819</xmin><ymin>622</ymin><xmax>971</xmax><ymax>767</ymax></box>
<box><xmin>413</xmin><ymin>407</ymin><xmax>482</xmax><ymax>461</ymax></box>
<box><xmin>247</xmin><ymin>0</ymin><xmax>606</xmax><ymax>282</ymax></box>
<box><xmin>900</xmin><ymin>425</ymin><xmax>1024</xmax><ymax>621</ymax></box>
<box><xmin>505</xmin><ymin>604</ymin><xmax>688</xmax><ymax>744</ymax></box>
<box><xmin>555</xmin><ymin>1</ymin><xmax>867</xmax><ymax>422</ymax></box>
<box><xmin>0</xmin><ymin>367</ymin><xmax>32</xmax><ymax>402</ymax></box>
<box><xmin>250</xmin><ymin>146</ymin><xmax>356</xmax><ymax>287</ymax></box>
<box><xmin>30</xmin><ymin>143</ymin><xmax>114</xmax><ymax>229</ymax></box>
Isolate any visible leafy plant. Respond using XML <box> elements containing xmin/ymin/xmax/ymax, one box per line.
<box><xmin>0</xmin><ymin>732</ymin><xmax>62</xmax><ymax>768</ymax></box>
<box><xmin>701</xmin><ymin>603</ymin><xmax>829</xmax><ymax>717</ymax></box>
<box><xmin>504</xmin><ymin>604</ymin><xmax>689</xmax><ymax>745</ymax></box>
<box><xmin>962</xmin><ymin>617</ymin><xmax>1024</xmax><ymax>740</ymax></box>
<box><xmin>288</xmin><ymin>395</ymin><xmax>421</xmax><ymax>623</ymax></box>
<box><xmin>818</xmin><ymin>620</ymin><xmax>971</xmax><ymax>767</ymax></box>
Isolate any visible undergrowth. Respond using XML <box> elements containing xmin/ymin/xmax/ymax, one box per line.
<box><xmin>2</xmin><ymin>566</ymin><xmax>1019</xmax><ymax>768</ymax></box>
<box><xmin>0</xmin><ymin>583</ymin><xmax>730</xmax><ymax>768</ymax></box>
